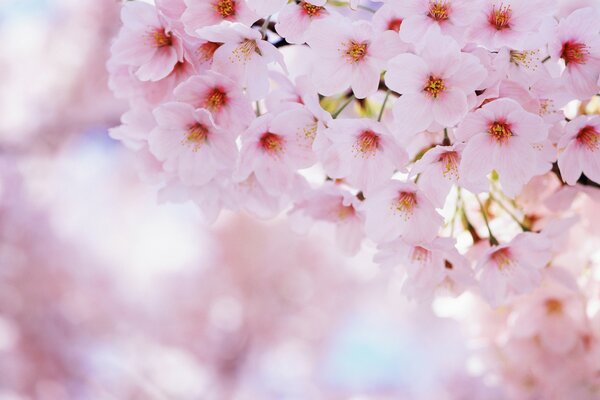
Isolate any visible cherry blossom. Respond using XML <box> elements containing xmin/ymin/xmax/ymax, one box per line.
<box><xmin>558</xmin><ymin>115</ymin><xmax>600</xmax><ymax>185</ymax></box>
<box><xmin>385</xmin><ymin>30</ymin><xmax>486</xmax><ymax>135</ymax></box>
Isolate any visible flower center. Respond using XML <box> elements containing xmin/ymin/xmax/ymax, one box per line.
<box><xmin>438</xmin><ymin>151</ymin><xmax>459</xmax><ymax>179</ymax></box>
<box><xmin>259</xmin><ymin>132</ymin><xmax>284</xmax><ymax>155</ymax></box>
<box><xmin>576</xmin><ymin>125</ymin><xmax>599</xmax><ymax>151</ymax></box>
<box><xmin>428</xmin><ymin>1</ymin><xmax>450</xmax><ymax>21</ymax></box>
<box><xmin>489</xmin><ymin>120</ymin><xmax>513</xmax><ymax>143</ymax></box>
<box><xmin>490</xmin><ymin>248</ymin><xmax>512</xmax><ymax>270</ymax></box>
<box><xmin>198</xmin><ymin>42</ymin><xmax>221</xmax><ymax>63</ymax></box>
<box><xmin>186</xmin><ymin>123</ymin><xmax>209</xmax><ymax>150</ymax></box>
<box><xmin>560</xmin><ymin>41</ymin><xmax>589</xmax><ymax>65</ymax></box>
<box><xmin>509</xmin><ymin>50</ymin><xmax>539</xmax><ymax>70</ymax></box>
<box><xmin>411</xmin><ymin>246</ymin><xmax>431</xmax><ymax>264</ymax></box>
<box><xmin>393</xmin><ymin>191</ymin><xmax>417</xmax><ymax>220</ymax></box>
<box><xmin>387</xmin><ymin>18</ymin><xmax>403</xmax><ymax>32</ymax></box>
<box><xmin>152</xmin><ymin>29</ymin><xmax>172</xmax><ymax>48</ymax></box>
<box><xmin>488</xmin><ymin>3</ymin><xmax>511</xmax><ymax>30</ymax></box>
<box><xmin>301</xmin><ymin>2</ymin><xmax>324</xmax><ymax>17</ymax></box>
<box><xmin>545</xmin><ymin>298</ymin><xmax>563</xmax><ymax>315</ymax></box>
<box><xmin>231</xmin><ymin>40</ymin><xmax>261</xmax><ymax>63</ymax></box>
<box><xmin>214</xmin><ymin>0</ymin><xmax>236</xmax><ymax>18</ymax></box>
<box><xmin>337</xmin><ymin>203</ymin><xmax>356</xmax><ymax>220</ymax></box>
<box><xmin>205</xmin><ymin>88</ymin><xmax>228</xmax><ymax>112</ymax></box>
<box><xmin>354</xmin><ymin>130</ymin><xmax>380</xmax><ymax>156</ymax></box>
<box><xmin>344</xmin><ymin>41</ymin><xmax>368</xmax><ymax>63</ymax></box>
<box><xmin>423</xmin><ymin>76</ymin><xmax>446</xmax><ymax>98</ymax></box>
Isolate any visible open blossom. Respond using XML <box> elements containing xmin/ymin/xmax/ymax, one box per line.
<box><xmin>181</xmin><ymin>0</ymin><xmax>258</xmax><ymax>36</ymax></box>
<box><xmin>477</xmin><ymin>232</ymin><xmax>551</xmax><ymax>307</ymax></box>
<box><xmin>395</xmin><ymin>0</ymin><xmax>480</xmax><ymax>44</ymax></box>
<box><xmin>510</xmin><ymin>288</ymin><xmax>586</xmax><ymax>354</ymax></box>
<box><xmin>292</xmin><ymin>183</ymin><xmax>365</xmax><ymax>254</ymax></box>
<box><xmin>275</xmin><ymin>1</ymin><xmax>329</xmax><ymax>45</ymax></box>
<box><xmin>236</xmin><ymin>113</ymin><xmax>312</xmax><ymax>195</ymax></box>
<box><xmin>376</xmin><ymin>237</ymin><xmax>474</xmax><ymax>300</ymax></box>
<box><xmin>306</xmin><ymin>16</ymin><xmax>404</xmax><ymax>99</ymax></box>
<box><xmin>363</xmin><ymin>181</ymin><xmax>442</xmax><ymax>244</ymax></box>
<box><xmin>111</xmin><ymin>1</ymin><xmax>183</xmax><ymax>82</ymax></box>
<box><xmin>410</xmin><ymin>144</ymin><xmax>463</xmax><ymax>207</ymax></box>
<box><xmin>385</xmin><ymin>30</ymin><xmax>486</xmax><ymax>135</ymax></box>
<box><xmin>149</xmin><ymin>102</ymin><xmax>237</xmax><ymax>186</ymax></box>
<box><xmin>197</xmin><ymin>22</ymin><xmax>286</xmax><ymax>100</ymax></box>
<box><xmin>548</xmin><ymin>7</ymin><xmax>600</xmax><ymax>99</ymax></box>
<box><xmin>173</xmin><ymin>70</ymin><xmax>254</xmax><ymax>130</ymax></box>
<box><xmin>468</xmin><ymin>0</ymin><xmax>555</xmax><ymax>49</ymax></box>
<box><xmin>316</xmin><ymin>118</ymin><xmax>409</xmax><ymax>193</ymax></box>
<box><xmin>372</xmin><ymin>0</ymin><xmax>406</xmax><ymax>34</ymax></box>
<box><xmin>457</xmin><ymin>98</ymin><xmax>549</xmax><ymax>197</ymax></box>
<box><xmin>246</xmin><ymin>0</ymin><xmax>288</xmax><ymax>17</ymax></box>
<box><xmin>557</xmin><ymin>116</ymin><xmax>600</xmax><ymax>185</ymax></box>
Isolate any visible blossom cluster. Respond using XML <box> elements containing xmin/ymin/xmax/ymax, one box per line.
<box><xmin>108</xmin><ymin>0</ymin><xmax>600</xmax><ymax>309</ymax></box>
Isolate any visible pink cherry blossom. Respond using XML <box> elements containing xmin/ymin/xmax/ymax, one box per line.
<box><xmin>363</xmin><ymin>180</ymin><xmax>443</xmax><ymax>243</ymax></box>
<box><xmin>292</xmin><ymin>183</ymin><xmax>365</xmax><ymax>254</ymax></box>
<box><xmin>372</xmin><ymin>0</ymin><xmax>406</xmax><ymax>34</ymax></box>
<box><xmin>457</xmin><ymin>98</ymin><xmax>549</xmax><ymax>197</ymax></box>
<box><xmin>385</xmin><ymin>30</ymin><xmax>487</xmax><ymax>135</ymax></box>
<box><xmin>275</xmin><ymin>1</ymin><xmax>329</xmax><ymax>45</ymax></box>
<box><xmin>149</xmin><ymin>102</ymin><xmax>237</xmax><ymax>186</ymax></box>
<box><xmin>181</xmin><ymin>0</ymin><xmax>258</xmax><ymax>37</ymax></box>
<box><xmin>376</xmin><ymin>237</ymin><xmax>474</xmax><ymax>300</ymax></box>
<box><xmin>111</xmin><ymin>1</ymin><xmax>184</xmax><ymax>82</ymax></box>
<box><xmin>477</xmin><ymin>232</ymin><xmax>551</xmax><ymax>306</ymax></box>
<box><xmin>510</xmin><ymin>288</ymin><xmax>586</xmax><ymax>354</ymax></box>
<box><xmin>236</xmin><ymin>113</ymin><xmax>311</xmax><ymax>195</ymax></box>
<box><xmin>317</xmin><ymin>118</ymin><xmax>409</xmax><ymax>193</ymax></box>
<box><xmin>396</xmin><ymin>0</ymin><xmax>480</xmax><ymax>44</ymax></box>
<box><xmin>197</xmin><ymin>22</ymin><xmax>286</xmax><ymax>100</ymax></box>
<box><xmin>468</xmin><ymin>0</ymin><xmax>556</xmax><ymax>50</ymax></box>
<box><xmin>410</xmin><ymin>143</ymin><xmax>463</xmax><ymax>207</ymax></box>
<box><xmin>306</xmin><ymin>16</ymin><xmax>405</xmax><ymax>99</ymax></box>
<box><xmin>173</xmin><ymin>70</ymin><xmax>254</xmax><ymax>130</ymax></box>
<box><xmin>557</xmin><ymin>115</ymin><xmax>600</xmax><ymax>185</ymax></box>
<box><xmin>548</xmin><ymin>7</ymin><xmax>600</xmax><ymax>99</ymax></box>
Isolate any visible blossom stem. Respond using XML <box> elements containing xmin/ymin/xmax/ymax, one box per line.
<box><xmin>476</xmin><ymin>195</ymin><xmax>499</xmax><ymax>246</ymax></box>
<box><xmin>332</xmin><ymin>96</ymin><xmax>354</xmax><ymax>119</ymax></box>
<box><xmin>255</xmin><ymin>101</ymin><xmax>261</xmax><ymax>117</ymax></box>
<box><xmin>260</xmin><ymin>16</ymin><xmax>271</xmax><ymax>39</ymax></box>
<box><xmin>378</xmin><ymin>90</ymin><xmax>391</xmax><ymax>122</ymax></box>
<box><xmin>442</xmin><ymin>128</ymin><xmax>451</xmax><ymax>146</ymax></box>
<box><xmin>489</xmin><ymin>193</ymin><xmax>530</xmax><ymax>231</ymax></box>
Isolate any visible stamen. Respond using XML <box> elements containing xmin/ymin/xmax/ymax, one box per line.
<box><xmin>214</xmin><ymin>0</ymin><xmax>236</xmax><ymax>18</ymax></box>
<box><xmin>205</xmin><ymin>88</ymin><xmax>228</xmax><ymax>112</ymax></box>
<box><xmin>231</xmin><ymin>40</ymin><xmax>261</xmax><ymax>64</ymax></box>
<box><xmin>259</xmin><ymin>132</ymin><xmax>285</xmax><ymax>156</ymax></box>
<box><xmin>428</xmin><ymin>1</ymin><xmax>450</xmax><ymax>21</ymax></box>
<box><xmin>423</xmin><ymin>76</ymin><xmax>446</xmax><ymax>98</ymax></box>
<box><xmin>392</xmin><ymin>191</ymin><xmax>417</xmax><ymax>220</ymax></box>
<box><xmin>438</xmin><ymin>151</ymin><xmax>459</xmax><ymax>179</ymax></box>
<box><xmin>560</xmin><ymin>41</ymin><xmax>589</xmax><ymax>65</ymax></box>
<box><xmin>545</xmin><ymin>298</ymin><xmax>563</xmax><ymax>315</ymax></box>
<box><xmin>185</xmin><ymin>123</ymin><xmax>209</xmax><ymax>151</ymax></box>
<box><xmin>509</xmin><ymin>50</ymin><xmax>540</xmax><ymax>70</ymax></box>
<box><xmin>152</xmin><ymin>29</ymin><xmax>172</xmax><ymax>48</ymax></box>
<box><xmin>489</xmin><ymin>3</ymin><xmax>511</xmax><ymax>30</ymax></box>
<box><xmin>576</xmin><ymin>125</ymin><xmax>599</xmax><ymax>151</ymax></box>
<box><xmin>301</xmin><ymin>2</ymin><xmax>324</xmax><ymax>17</ymax></box>
<box><xmin>343</xmin><ymin>41</ymin><xmax>368</xmax><ymax>63</ymax></box>
<box><xmin>198</xmin><ymin>42</ymin><xmax>221</xmax><ymax>63</ymax></box>
<box><xmin>490</xmin><ymin>248</ymin><xmax>512</xmax><ymax>270</ymax></box>
<box><xmin>488</xmin><ymin>120</ymin><xmax>513</xmax><ymax>144</ymax></box>
<box><xmin>353</xmin><ymin>130</ymin><xmax>380</xmax><ymax>157</ymax></box>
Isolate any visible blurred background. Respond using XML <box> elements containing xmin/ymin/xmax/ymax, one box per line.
<box><xmin>0</xmin><ymin>1</ymin><xmax>498</xmax><ymax>399</ymax></box>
